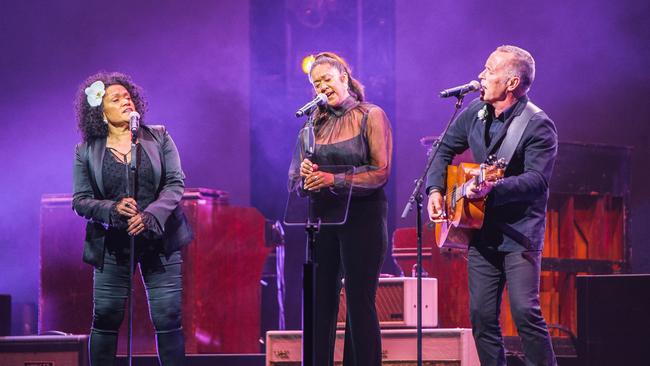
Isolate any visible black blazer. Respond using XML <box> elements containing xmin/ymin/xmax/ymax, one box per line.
<box><xmin>426</xmin><ymin>96</ymin><xmax>558</xmax><ymax>252</ymax></box>
<box><xmin>72</xmin><ymin>125</ymin><xmax>193</xmax><ymax>268</ymax></box>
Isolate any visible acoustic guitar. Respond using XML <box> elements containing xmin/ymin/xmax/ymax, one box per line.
<box><xmin>434</xmin><ymin>157</ymin><xmax>506</xmax><ymax>250</ymax></box>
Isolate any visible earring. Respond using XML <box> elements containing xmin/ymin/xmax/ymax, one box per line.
<box><xmin>102</xmin><ymin>114</ymin><xmax>108</xmax><ymax>124</ymax></box>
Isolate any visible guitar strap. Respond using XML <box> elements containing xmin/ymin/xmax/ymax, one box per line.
<box><xmin>495</xmin><ymin>100</ymin><xmax>541</xmax><ymax>164</ymax></box>
<box><xmin>494</xmin><ymin>100</ymin><xmax>542</xmax><ymax>250</ymax></box>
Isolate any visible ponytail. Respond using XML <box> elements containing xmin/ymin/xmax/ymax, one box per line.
<box><xmin>311</xmin><ymin>52</ymin><xmax>365</xmax><ymax>102</ymax></box>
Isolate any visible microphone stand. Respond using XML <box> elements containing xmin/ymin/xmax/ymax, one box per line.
<box><xmin>400</xmin><ymin>95</ymin><xmax>466</xmax><ymax>366</ymax></box>
<box><xmin>125</xmin><ymin>128</ymin><xmax>138</xmax><ymax>366</ymax></box>
<box><xmin>302</xmin><ymin>111</ymin><xmax>318</xmax><ymax>366</ymax></box>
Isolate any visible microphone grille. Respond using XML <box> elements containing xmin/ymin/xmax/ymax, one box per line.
<box><xmin>316</xmin><ymin>93</ymin><xmax>328</xmax><ymax>105</ymax></box>
<box><xmin>468</xmin><ymin>80</ymin><xmax>481</xmax><ymax>90</ymax></box>
<box><xmin>129</xmin><ymin>111</ymin><xmax>140</xmax><ymax>120</ymax></box>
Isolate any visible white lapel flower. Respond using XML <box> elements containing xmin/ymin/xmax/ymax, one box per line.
<box><xmin>477</xmin><ymin>105</ymin><xmax>488</xmax><ymax>122</ymax></box>
<box><xmin>84</xmin><ymin>80</ymin><xmax>105</xmax><ymax>107</ymax></box>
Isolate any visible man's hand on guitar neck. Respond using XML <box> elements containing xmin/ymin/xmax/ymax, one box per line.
<box><xmin>466</xmin><ymin>178</ymin><xmax>495</xmax><ymax>200</ymax></box>
<box><xmin>427</xmin><ymin>190</ymin><xmax>446</xmax><ymax>222</ymax></box>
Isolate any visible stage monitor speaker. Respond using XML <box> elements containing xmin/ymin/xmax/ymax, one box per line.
<box><xmin>266</xmin><ymin>328</ymin><xmax>478</xmax><ymax>365</ymax></box>
<box><xmin>577</xmin><ymin>274</ymin><xmax>650</xmax><ymax>366</ymax></box>
<box><xmin>0</xmin><ymin>335</ymin><xmax>89</xmax><ymax>366</ymax></box>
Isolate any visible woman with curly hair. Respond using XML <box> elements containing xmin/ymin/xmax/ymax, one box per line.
<box><xmin>288</xmin><ymin>52</ymin><xmax>393</xmax><ymax>366</ymax></box>
<box><xmin>72</xmin><ymin>71</ymin><xmax>192</xmax><ymax>365</ymax></box>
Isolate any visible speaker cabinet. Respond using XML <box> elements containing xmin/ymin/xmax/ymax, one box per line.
<box><xmin>0</xmin><ymin>335</ymin><xmax>89</xmax><ymax>366</ymax></box>
<box><xmin>338</xmin><ymin>277</ymin><xmax>438</xmax><ymax>328</ymax></box>
<box><xmin>40</xmin><ymin>189</ymin><xmax>270</xmax><ymax>354</ymax></box>
<box><xmin>577</xmin><ymin>274</ymin><xmax>650</xmax><ymax>366</ymax></box>
<box><xmin>0</xmin><ymin>295</ymin><xmax>10</xmax><ymax>336</ymax></box>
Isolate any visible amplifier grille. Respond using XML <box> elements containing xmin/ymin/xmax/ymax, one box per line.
<box><xmin>338</xmin><ymin>282</ymin><xmax>404</xmax><ymax>324</ymax></box>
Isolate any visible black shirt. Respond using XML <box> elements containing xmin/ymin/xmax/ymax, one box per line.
<box><xmin>102</xmin><ymin>144</ymin><xmax>158</xmax><ymax>252</ymax></box>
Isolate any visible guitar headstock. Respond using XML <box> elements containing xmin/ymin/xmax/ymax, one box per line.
<box><xmin>480</xmin><ymin>156</ymin><xmax>507</xmax><ymax>183</ymax></box>
<box><xmin>486</xmin><ymin>155</ymin><xmax>507</xmax><ymax>168</ymax></box>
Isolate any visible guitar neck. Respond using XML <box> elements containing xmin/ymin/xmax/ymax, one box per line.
<box><xmin>452</xmin><ymin>174</ymin><xmax>481</xmax><ymax>203</ymax></box>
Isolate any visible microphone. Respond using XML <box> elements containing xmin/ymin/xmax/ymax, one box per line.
<box><xmin>129</xmin><ymin>111</ymin><xmax>140</xmax><ymax>138</ymax></box>
<box><xmin>302</xmin><ymin>123</ymin><xmax>316</xmax><ymax>157</ymax></box>
<box><xmin>296</xmin><ymin>93</ymin><xmax>328</xmax><ymax>117</ymax></box>
<box><xmin>439</xmin><ymin>80</ymin><xmax>481</xmax><ymax>98</ymax></box>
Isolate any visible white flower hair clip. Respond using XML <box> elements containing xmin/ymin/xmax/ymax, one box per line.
<box><xmin>477</xmin><ymin>105</ymin><xmax>489</xmax><ymax>123</ymax></box>
<box><xmin>84</xmin><ymin>80</ymin><xmax>105</xmax><ymax>107</ymax></box>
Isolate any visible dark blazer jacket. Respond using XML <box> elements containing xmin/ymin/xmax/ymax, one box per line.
<box><xmin>72</xmin><ymin>125</ymin><xmax>193</xmax><ymax>268</ymax></box>
<box><xmin>426</xmin><ymin>96</ymin><xmax>558</xmax><ymax>252</ymax></box>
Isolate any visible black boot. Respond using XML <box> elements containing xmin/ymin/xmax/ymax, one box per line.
<box><xmin>156</xmin><ymin>328</ymin><xmax>185</xmax><ymax>366</ymax></box>
<box><xmin>89</xmin><ymin>329</ymin><xmax>118</xmax><ymax>366</ymax></box>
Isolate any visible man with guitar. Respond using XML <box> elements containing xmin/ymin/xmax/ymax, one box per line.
<box><xmin>426</xmin><ymin>45</ymin><xmax>558</xmax><ymax>366</ymax></box>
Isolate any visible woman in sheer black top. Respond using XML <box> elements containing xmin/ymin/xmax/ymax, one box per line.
<box><xmin>288</xmin><ymin>52</ymin><xmax>393</xmax><ymax>366</ymax></box>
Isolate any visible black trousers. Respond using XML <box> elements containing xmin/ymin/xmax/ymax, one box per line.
<box><xmin>89</xmin><ymin>248</ymin><xmax>185</xmax><ymax>366</ymax></box>
<box><xmin>313</xmin><ymin>197</ymin><xmax>387</xmax><ymax>366</ymax></box>
<box><xmin>468</xmin><ymin>246</ymin><xmax>557</xmax><ymax>366</ymax></box>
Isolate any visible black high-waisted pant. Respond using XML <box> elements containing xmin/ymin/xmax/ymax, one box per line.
<box><xmin>313</xmin><ymin>194</ymin><xmax>387</xmax><ymax>366</ymax></box>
